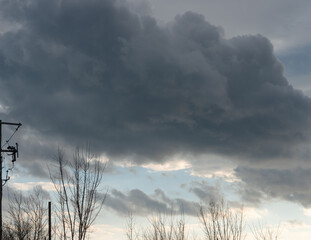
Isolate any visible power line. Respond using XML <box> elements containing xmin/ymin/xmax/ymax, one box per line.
<box><xmin>1</xmin><ymin>124</ymin><xmax>21</xmax><ymax>148</ymax></box>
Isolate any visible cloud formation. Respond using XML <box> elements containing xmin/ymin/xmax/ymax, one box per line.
<box><xmin>189</xmin><ymin>180</ymin><xmax>222</xmax><ymax>203</ymax></box>
<box><xmin>236</xmin><ymin>167</ymin><xmax>311</xmax><ymax>207</ymax></box>
<box><xmin>105</xmin><ymin>188</ymin><xmax>199</xmax><ymax>216</ymax></box>
<box><xmin>1</xmin><ymin>0</ymin><xmax>310</xmax><ymax>163</ymax></box>
<box><xmin>146</xmin><ymin>0</ymin><xmax>311</xmax><ymax>52</ymax></box>
<box><xmin>1</xmin><ymin>0</ymin><xmax>311</xmax><ymax>207</ymax></box>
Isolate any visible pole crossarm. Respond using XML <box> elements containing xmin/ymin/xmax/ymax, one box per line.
<box><xmin>1</xmin><ymin>122</ymin><xmax>22</xmax><ymax>126</ymax></box>
<box><xmin>1</xmin><ymin>150</ymin><xmax>18</xmax><ymax>153</ymax></box>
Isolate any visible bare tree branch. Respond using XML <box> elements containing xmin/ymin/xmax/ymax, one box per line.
<box><xmin>49</xmin><ymin>146</ymin><xmax>107</xmax><ymax>240</ymax></box>
<box><xmin>3</xmin><ymin>187</ymin><xmax>48</xmax><ymax>240</ymax></box>
<box><xmin>198</xmin><ymin>199</ymin><xmax>244</xmax><ymax>240</ymax></box>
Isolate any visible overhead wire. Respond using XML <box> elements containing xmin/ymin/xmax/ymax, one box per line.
<box><xmin>1</xmin><ymin>125</ymin><xmax>21</xmax><ymax>148</ymax></box>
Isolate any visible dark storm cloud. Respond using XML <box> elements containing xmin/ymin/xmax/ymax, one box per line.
<box><xmin>104</xmin><ymin>188</ymin><xmax>199</xmax><ymax>216</ymax></box>
<box><xmin>235</xmin><ymin>167</ymin><xmax>311</xmax><ymax>207</ymax></box>
<box><xmin>0</xmin><ymin>0</ymin><xmax>310</xmax><ymax>167</ymax></box>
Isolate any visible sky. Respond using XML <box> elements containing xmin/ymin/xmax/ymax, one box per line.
<box><xmin>1</xmin><ymin>0</ymin><xmax>311</xmax><ymax>239</ymax></box>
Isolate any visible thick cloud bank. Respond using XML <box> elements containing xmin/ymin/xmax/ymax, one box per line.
<box><xmin>1</xmin><ymin>0</ymin><xmax>311</xmax><ymax>206</ymax></box>
<box><xmin>236</xmin><ymin>167</ymin><xmax>311</xmax><ymax>208</ymax></box>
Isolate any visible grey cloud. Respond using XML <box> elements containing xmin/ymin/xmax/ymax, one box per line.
<box><xmin>104</xmin><ymin>188</ymin><xmax>199</xmax><ymax>216</ymax></box>
<box><xmin>279</xmin><ymin>44</ymin><xmax>311</xmax><ymax>77</ymax></box>
<box><xmin>189</xmin><ymin>181</ymin><xmax>222</xmax><ymax>203</ymax></box>
<box><xmin>146</xmin><ymin>0</ymin><xmax>311</xmax><ymax>50</ymax></box>
<box><xmin>235</xmin><ymin>167</ymin><xmax>311</xmax><ymax>207</ymax></box>
<box><xmin>238</xmin><ymin>187</ymin><xmax>263</xmax><ymax>206</ymax></box>
<box><xmin>278</xmin><ymin>44</ymin><xmax>311</xmax><ymax>96</ymax></box>
<box><xmin>0</xmin><ymin>0</ymin><xmax>310</xmax><ymax>176</ymax></box>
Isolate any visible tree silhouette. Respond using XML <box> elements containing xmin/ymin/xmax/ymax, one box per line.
<box><xmin>3</xmin><ymin>186</ymin><xmax>48</xmax><ymax>240</ymax></box>
<box><xmin>49</xmin><ymin>147</ymin><xmax>107</xmax><ymax>240</ymax></box>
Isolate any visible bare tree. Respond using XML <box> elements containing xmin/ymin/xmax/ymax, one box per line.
<box><xmin>25</xmin><ymin>186</ymin><xmax>49</xmax><ymax>240</ymax></box>
<box><xmin>4</xmin><ymin>193</ymin><xmax>32</xmax><ymax>240</ymax></box>
<box><xmin>198</xmin><ymin>200</ymin><xmax>244</xmax><ymax>240</ymax></box>
<box><xmin>126</xmin><ymin>213</ymin><xmax>187</xmax><ymax>240</ymax></box>
<box><xmin>126</xmin><ymin>212</ymin><xmax>139</xmax><ymax>240</ymax></box>
<box><xmin>3</xmin><ymin>186</ymin><xmax>48</xmax><ymax>240</ymax></box>
<box><xmin>251</xmin><ymin>223</ymin><xmax>280</xmax><ymax>240</ymax></box>
<box><xmin>50</xmin><ymin>147</ymin><xmax>107</xmax><ymax>240</ymax></box>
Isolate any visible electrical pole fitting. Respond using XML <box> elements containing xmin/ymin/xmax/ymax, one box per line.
<box><xmin>0</xmin><ymin>120</ymin><xmax>22</xmax><ymax>240</ymax></box>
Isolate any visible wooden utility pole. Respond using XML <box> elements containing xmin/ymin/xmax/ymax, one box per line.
<box><xmin>48</xmin><ymin>201</ymin><xmax>51</xmax><ymax>240</ymax></box>
<box><xmin>0</xmin><ymin>120</ymin><xmax>22</xmax><ymax>239</ymax></box>
<box><xmin>0</xmin><ymin>120</ymin><xmax>2</xmax><ymax>240</ymax></box>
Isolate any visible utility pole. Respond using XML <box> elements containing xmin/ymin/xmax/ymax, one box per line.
<box><xmin>0</xmin><ymin>120</ymin><xmax>22</xmax><ymax>240</ymax></box>
<box><xmin>48</xmin><ymin>201</ymin><xmax>51</xmax><ymax>240</ymax></box>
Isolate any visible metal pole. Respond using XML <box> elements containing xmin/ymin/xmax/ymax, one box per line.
<box><xmin>49</xmin><ymin>201</ymin><xmax>51</xmax><ymax>240</ymax></box>
<box><xmin>0</xmin><ymin>119</ymin><xmax>2</xmax><ymax>240</ymax></box>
